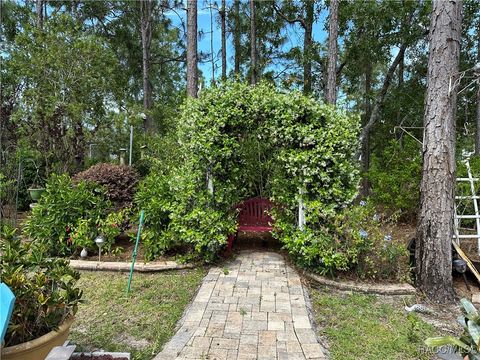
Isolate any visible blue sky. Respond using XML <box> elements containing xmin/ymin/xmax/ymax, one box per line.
<box><xmin>166</xmin><ymin>1</ymin><xmax>329</xmax><ymax>85</ymax></box>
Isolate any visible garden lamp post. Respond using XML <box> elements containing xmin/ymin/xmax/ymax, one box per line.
<box><xmin>140</xmin><ymin>145</ymin><xmax>147</xmax><ymax>159</ymax></box>
<box><xmin>94</xmin><ymin>235</ymin><xmax>105</xmax><ymax>262</ymax></box>
<box><xmin>88</xmin><ymin>143</ymin><xmax>97</xmax><ymax>159</ymax></box>
<box><xmin>129</xmin><ymin>125</ymin><xmax>133</xmax><ymax>166</ymax></box>
<box><xmin>119</xmin><ymin>148</ymin><xmax>127</xmax><ymax>166</ymax></box>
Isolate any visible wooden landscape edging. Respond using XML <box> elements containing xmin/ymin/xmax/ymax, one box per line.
<box><xmin>452</xmin><ymin>240</ymin><xmax>480</xmax><ymax>284</ymax></box>
<box><xmin>69</xmin><ymin>260</ymin><xmax>195</xmax><ymax>272</ymax></box>
<box><xmin>303</xmin><ymin>271</ymin><xmax>416</xmax><ymax>296</ymax></box>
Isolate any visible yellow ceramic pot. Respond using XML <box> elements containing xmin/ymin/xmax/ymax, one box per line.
<box><xmin>1</xmin><ymin>317</ymin><xmax>74</xmax><ymax>360</ymax></box>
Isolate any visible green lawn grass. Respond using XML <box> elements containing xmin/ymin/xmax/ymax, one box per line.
<box><xmin>69</xmin><ymin>269</ymin><xmax>207</xmax><ymax>360</ymax></box>
<box><xmin>311</xmin><ymin>289</ymin><xmax>439</xmax><ymax>360</ymax></box>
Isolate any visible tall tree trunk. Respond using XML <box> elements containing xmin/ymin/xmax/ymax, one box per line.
<box><xmin>209</xmin><ymin>4</ymin><xmax>215</xmax><ymax>85</ymax></box>
<box><xmin>476</xmin><ymin>76</ymin><xmax>480</xmax><ymax>155</ymax></box>
<box><xmin>360</xmin><ymin>62</ymin><xmax>372</xmax><ymax>196</ymax></box>
<box><xmin>476</xmin><ymin>82</ymin><xmax>480</xmax><ymax>154</ymax></box>
<box><xmin>187</xmin><ymin>0</ymin><xmax>198</xmax><ymax>97</ymax></box>
<box><xmin>36</xmin><ymin>0</ymin><xmax>47</xmax><ymax>171</ymax></box>
<box><xmin>325</xmin><ymin>0</ymin><xmax>339</xmax><ymax>103</ymax></box>
<box><xmin>221</xmin><ymin>0</ymin><xmax>227</xmax><ymax>80</ymax></box>
<box><xmin>416</xmin><ymin>0</ymin><xmax>462</xmax><ymax>303</ymax></box>
<box><xmin>249</xmin><ymin>0</ymin><xmax>257</xmax><ymax>85</ymax></box>
<box><xmin>36</xmin><ymin>0</ymin><xmax>43</xmax><ymax>29</ymax></box>
<box><xmin>397</xmin><ymin>49</ymin><xmax>405</xmax><ymax>147</ymax></box>
<box><xmin>140</xmin><ymin>0</ymin><xmax>154</xmax><ymax>132</ymax></box>
<box><xmin>233</xmin><ymin>0</ymin><xmax>240</xmax><ymax>75</ymax></box>
<box><xmin>475</xmin><ymin>27</ymin><xmax>480</xmax><ymax>155</ymax></box>
<box><xmin>73</xmin><ymin>119</ymin><xmax>84</xmax><ymax>171</ymax></box>
<box><xmin>398</xmin><ymin>51</ymin><xmax>405</xmax><ymax>86</ymax></box>
<box><xmin>303</xmin><ymin>0</ymin><xmax>314</xmax><ymax>94</ymax></box>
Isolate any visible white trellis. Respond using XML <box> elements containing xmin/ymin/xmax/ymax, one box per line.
<box><xmin>298</xmin><ymin>186</ymin><xmax>306</xmax><ymax>230</ymax></box>
<box><xmin>454</xmin><ymin>152</ymin><xmax>480</xmax><ymax>255</ymax></box>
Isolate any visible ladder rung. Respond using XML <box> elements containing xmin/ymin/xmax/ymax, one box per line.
<box><xmin>453</xmin><ymin>235</ymin><xmax>480</xmax><ymax>239</ymax></box>
<box><xmin>456</xmin><ymin>215</ymin><xmax>480</xmax><ymax>219</ymax></box>
<box><xmin>456</xmin><ymin>196</ymin><xmax>480</xmax><ymax>199</ymax></box>
<box><xmin>457</xmin><ymin>178</ymin><xmax>480</xmax><ymax>181</ymax></box>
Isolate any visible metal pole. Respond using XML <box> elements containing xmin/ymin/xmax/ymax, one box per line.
<box><xmin>14</xmin><ymin>160</ymin><xmax>22</xmax><ymax>227</ymax></box>
<box><xmin>129</xmin><ymin>125</ymin><xmax>133</xmax><ymax>166</ymax></box>
<box><xmin>126</xmin><ymin>210</ymin><xmax>145</xmax><ymax>295</ymax></box>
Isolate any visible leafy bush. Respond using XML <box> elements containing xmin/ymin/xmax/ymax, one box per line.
<box><xmin>274</xmin><ymin>202</ymin><xmax>410</xmax><ymax>281</ymax></box>
<box><xmin>23</xmin><ymin>174</ymin><xmax>111</xmax><ymax>256</ymax></box>
<box><xmin>367</xmin><ymin>138</ymin><xmax>421</xmax><ymax>220</ymax></box>
<box><xmin>0</xmin><ymin>226</ymin><xmax>82</xmax><ymax>347</ymax></box>
<box><xmin>66</xmin><ymin>209</ymin><xmax>129</xmax><ymax>253</ymax></box>
<box><xmin>73</xmin><ymin>163</ymin><xmax>139</xmax><ymax>207</ymax></box>
<box><xmin>100</xmin><ymin>208</ymin><xmax>131</xmax><ymax>240</ymax></box>
<box><xmin>134</xmin><ymin>169</ymin><xmax>176</xmax><ymax>260</ymax></box>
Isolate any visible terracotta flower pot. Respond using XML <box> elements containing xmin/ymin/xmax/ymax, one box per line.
<box><xmin>1</xmin><ymin>317</ymin><xmax>74</xmax><ymax>360</ymax></box>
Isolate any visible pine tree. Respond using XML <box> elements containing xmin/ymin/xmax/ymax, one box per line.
<box><xmin>416</xmin><ymin>0</ymin><xmax>462</xmax><ymax>303</ymax></box>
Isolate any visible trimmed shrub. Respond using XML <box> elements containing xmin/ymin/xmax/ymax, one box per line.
<box><xmin>73</xmin><ymin>163</ymin><xmax>139</xmax><ymax>206</ymax></box>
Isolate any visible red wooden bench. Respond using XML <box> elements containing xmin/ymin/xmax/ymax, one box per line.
<box><xmin>227</xmin><ymin>197</ymin><xmax>274</xmax><ymax>251</ymax></box>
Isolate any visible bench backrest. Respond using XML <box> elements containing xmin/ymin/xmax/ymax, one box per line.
<box><xmin>238</xmin><ymin>198</ymin><xmax>274</xmax><ymax>226</ymax></box>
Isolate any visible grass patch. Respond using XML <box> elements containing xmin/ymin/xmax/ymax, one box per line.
<box><xmin>69</xmin><ymin>269</ymin><xmax>206</xmax><ymax>360</ymax></box>
<box><xmin>311</xmin><ymin>289</ymin><xmax>439</xmax><ymax>360</ymax></box>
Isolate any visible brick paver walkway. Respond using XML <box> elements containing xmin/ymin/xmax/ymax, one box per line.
<box><xmin>154</xmin><ymin>251</ymin><xmax>326</xmax><ymax>360</ymax></box>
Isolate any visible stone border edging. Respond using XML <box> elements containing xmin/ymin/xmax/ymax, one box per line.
<box><xmin>71</xmin><ymin>352</ymin><xmax>130</xmax><ymax>360</ymax></box>
<box><xmin>303</xmin><ymin>271</ymin><xmax>416</xmax><ymax>295</ymax></box>
<box><xmin>69</xmin><ymin>259</ymin><xmax>195</xmax><ymax>272</ymax></box>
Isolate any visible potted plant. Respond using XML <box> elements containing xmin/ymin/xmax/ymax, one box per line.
<box><xmin>27</xmin><ymin>184</ymin><xmax>45</xmax><ymax>202</ymax></box>
<box><xmin>425</xmin><ymin>298</ymin><xmax>479</xmax><ymax>360</ymax></box>
<box><xmin>26</xmin><ymin>160</ymin><xmax>45</xmax><ymax>202</ymax></box>
<box><xmin>0</xmin><ymin>225</ymin><xmax>82</xmax><ymax>360</ymax></box>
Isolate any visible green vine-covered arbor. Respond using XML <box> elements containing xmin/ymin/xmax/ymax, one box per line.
<box><xmin>138</xmin><ymin>81</ymin><xmax>360</xmax><ymax>264</ymax></box>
